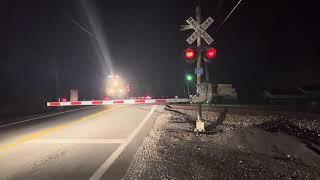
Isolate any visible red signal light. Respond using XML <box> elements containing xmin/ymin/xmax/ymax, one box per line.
<box><xmin>185</xmin><ymin>48</ymin><xmax>195</xmax><ymax>60</ymax></box>
<box><xmin>206</xmin><ymin>47</ymin><xmax>217</xmax><ymax>59</ymax></box>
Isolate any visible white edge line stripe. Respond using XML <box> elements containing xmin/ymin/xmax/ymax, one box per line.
<box><xmin>28</xmin><ymin>139</ymin><xmax>127</xmax><ymax>144</ymax></box>
<box><xmin>0</xmin><ymin>106</ymin><xmax>95</xmax><ymax>128</ymax></box>
<box><xmin>89</xmin><ymin>105</ymin><xmax>157</xmax><ymax>180</ymax></box>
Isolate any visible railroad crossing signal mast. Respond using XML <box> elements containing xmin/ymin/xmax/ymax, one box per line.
<box><xmin>180</xmin><ymin>5</ymin><xmax>216</xmax><ymax>132</ymax></box>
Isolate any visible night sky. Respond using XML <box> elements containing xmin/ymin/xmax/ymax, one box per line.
<box><xmin>1</xmin><ymin>0</ymin><xmax>319</xmax><ymax>104</ymax></box>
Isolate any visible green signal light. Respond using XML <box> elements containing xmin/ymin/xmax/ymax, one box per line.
<box><xmin>186</xmin><ymin>74</ymin><xmax>193</xmax><ymax>81</ymax></box>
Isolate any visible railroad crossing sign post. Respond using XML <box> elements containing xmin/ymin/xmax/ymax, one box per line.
<box><xmin>181</xmin><ymin>6</ymin><xmax>214</xmax><ymax>132</ymax></box>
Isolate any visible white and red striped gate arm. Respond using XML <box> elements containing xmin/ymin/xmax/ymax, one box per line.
<box><xmin>47</xmin><ymin>98</ymin><xmax>190</xmax><ymax>107</ymax></box>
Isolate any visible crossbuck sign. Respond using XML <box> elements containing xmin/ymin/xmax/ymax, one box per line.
<box><xmin>186</xmin><ymin>17</ymin><xmax>214</xmax><ymax>45</ymax></box>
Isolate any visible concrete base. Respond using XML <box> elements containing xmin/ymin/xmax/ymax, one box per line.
<box><xmin>194</xmin><ymin>120</ymin><xmax>205</xmax><ymax>132</ymax></box>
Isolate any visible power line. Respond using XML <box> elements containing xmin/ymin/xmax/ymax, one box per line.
<box><xmin>71</xmin><ymin>18</ymin><xmax>97</xmax><ymax>40</ymax></box>
<box><xmin>214</xmin><ymin>0</ymin><xmax>243</xmax><ymax>34</ymax></box>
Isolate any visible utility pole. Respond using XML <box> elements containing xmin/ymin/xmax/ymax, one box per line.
<box><xmin>195</xmin><ymin>5</ymin><xmax>205</xmax><ymax>132</ymax></box>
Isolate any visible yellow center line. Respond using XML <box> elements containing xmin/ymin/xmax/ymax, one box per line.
<box><xmin>0</xmin><ymin>106</ymin><xmax>121</xmax><ymax>153</ymax></box>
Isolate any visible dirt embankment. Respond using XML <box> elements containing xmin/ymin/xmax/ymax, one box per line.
<box><xmin>124</xmin><ymin>107</ymin><xmax>320</xmax><ymax>180</ymax></box>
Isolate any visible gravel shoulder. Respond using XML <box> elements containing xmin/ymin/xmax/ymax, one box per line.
<box><xmin>124</xmin><ymin>106</ymin><xmax>320</xmax><ymax>180</ymax></box>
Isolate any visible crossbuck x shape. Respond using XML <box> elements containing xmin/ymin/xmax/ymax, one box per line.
<box><xmin>186</xmin><ymin>17</ymin><xmax>214</xmax><ymax>45</ymax></box>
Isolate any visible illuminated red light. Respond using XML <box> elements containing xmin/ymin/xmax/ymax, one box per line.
<box><xmin>206</xmin><ymin>47</ymin><xmax>217</xmax><ymax>59</ymax></box>
<box><xmin>185</xmin><ymin>48</ymin><xmax>195</xmax><ymax>60</ymax></box>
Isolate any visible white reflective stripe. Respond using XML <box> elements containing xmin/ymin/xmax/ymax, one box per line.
<box><xmin>146</xmin><ymin>99</ymin><xmax>156</xmax><ymax>104</ymax></box>
<box><xmin>103</xmin><ymin>100</ymin><xmax>113</xmax><ymax>105</ymax></box>
<box><xmin>179</xmin><ymin>98</ymin><xmax>190</xmax><ymax>102</ymax></box>
<box><xmin>60</xmin><ymin>102</ymin><xmax>72</xmax><ymax>106</ymax></box>
<box><xmin>82</xmin><ymin>101</ymin><xmax>94</xmax><ymax>105</ymax></box>
<box><xmin>166</xmin><ymin>99</ymin><xmax>174</xmax><ymax>103</ymax></box>
<box><xmin>166</xmin><ymin>98</ymin><xmax>189</xmax><ymax>103</ymax></box>
<box><xmin>125</xmin><ymin>99</ymin><xmax>136</xmax><ymax>104</ymax></box>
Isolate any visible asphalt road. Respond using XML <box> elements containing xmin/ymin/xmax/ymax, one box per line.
<box><xmin>0</xmin><ymin>104</ymin><xmax>162</xmax><ymax>180</ymax></box>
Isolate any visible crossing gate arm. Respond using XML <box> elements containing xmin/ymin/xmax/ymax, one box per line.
<box><xmin>47</xmin><ymin>98</ymin><xmax>190</xmax><ymax>107</ymax></box>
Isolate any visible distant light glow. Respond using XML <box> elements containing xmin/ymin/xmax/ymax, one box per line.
<box><xmin>106</xmin><ymin>74</ymin><xmax>128</xmax><ymax>98</ymax></box>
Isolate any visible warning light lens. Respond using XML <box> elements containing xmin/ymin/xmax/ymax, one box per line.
<box><xmin>186</xmin><ymin>74</ymin><xmax>193</xmax><ymax>81</ymax></box>
<box><xmin>185</xmin><ymin>48</ymin><xmax>195</xmax><ymax>60</ymax></box>
<box><xmin>206</xmin><ymin>47</ymin><xmax>217</xmax><ymax>59</ymax></box>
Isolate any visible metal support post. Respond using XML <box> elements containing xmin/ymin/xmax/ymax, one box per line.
<box><xmin>195</xmin><ymin>5</ymin><xmax>205</xmax><ymax>132</ymax></box>
<box><xmin>186</xmin><ymin>80</ymin><xmax>190</xmax><ymax>97</ymax></box>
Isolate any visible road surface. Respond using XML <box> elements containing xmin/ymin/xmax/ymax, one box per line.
<box><xmin>0</xmin><ymin>105</ymin><xmax>162</xmax><ymax>180</ymax></box>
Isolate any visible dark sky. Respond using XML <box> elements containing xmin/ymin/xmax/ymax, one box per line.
<box><xmin>0</xmin><ymin>0</ymin><xmax>319</xmax><ymax>101</ymax></box>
